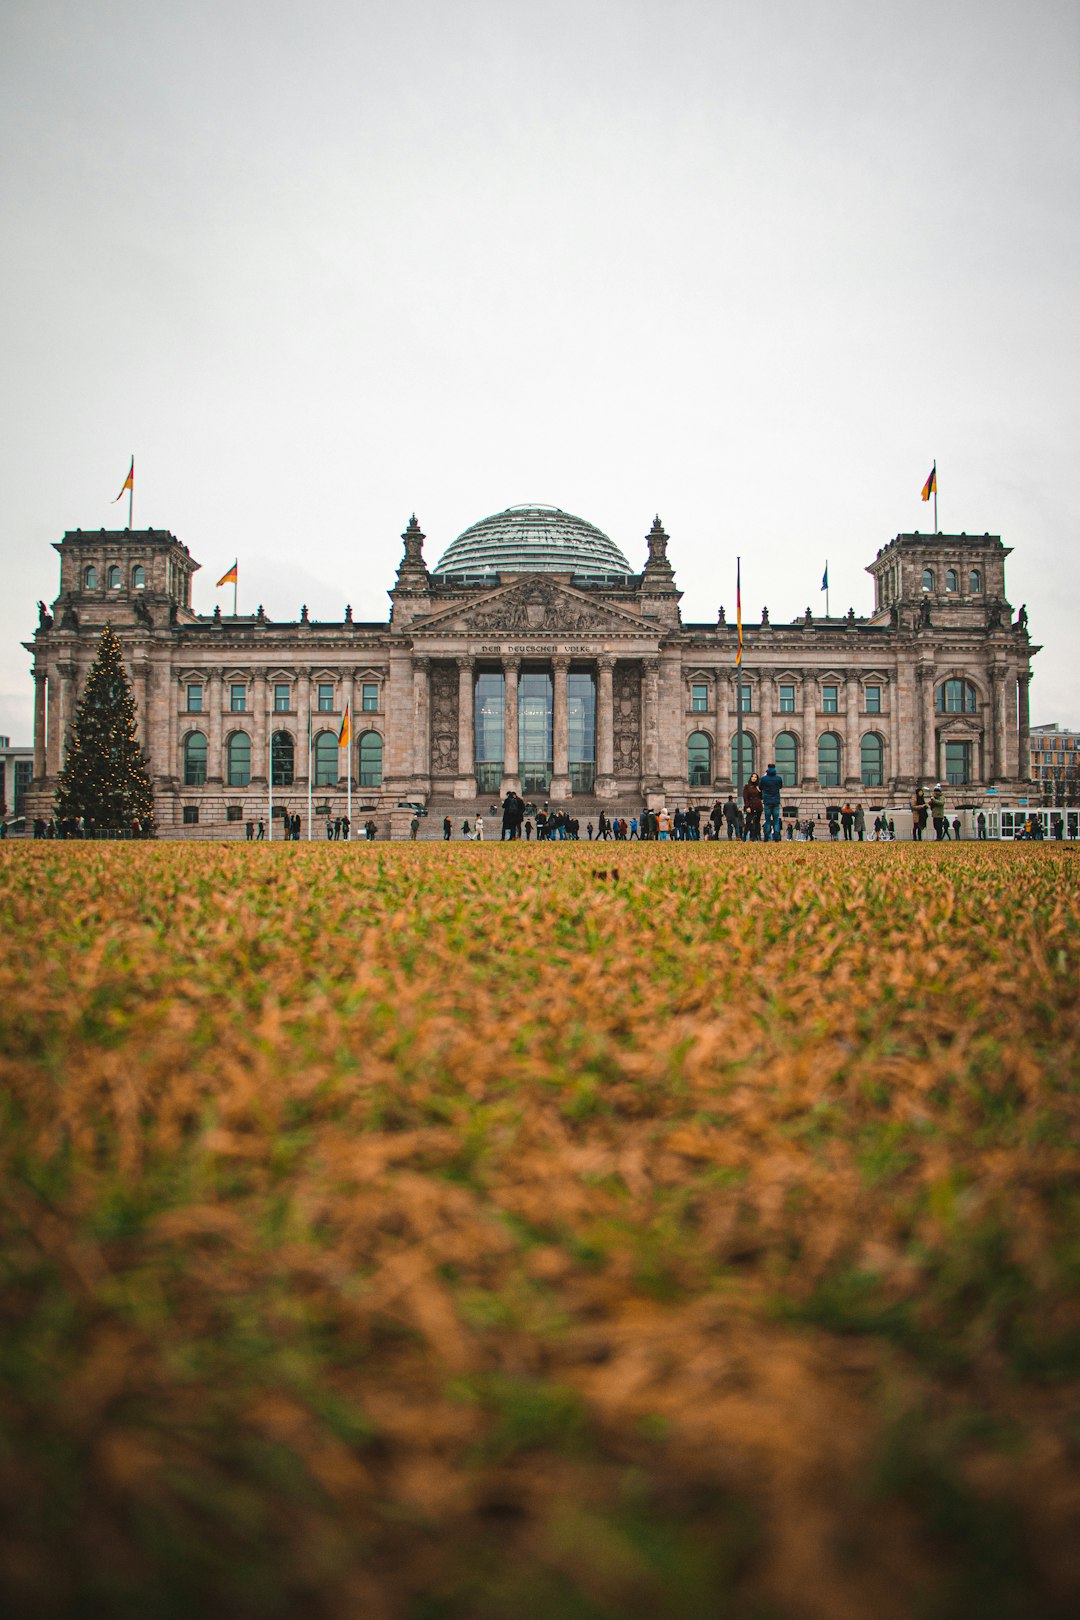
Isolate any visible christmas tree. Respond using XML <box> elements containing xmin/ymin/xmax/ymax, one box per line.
<box><xmin>55</xmin><ymin>624</ymin><xmax>155</xmax><ymax>834</ymax></box>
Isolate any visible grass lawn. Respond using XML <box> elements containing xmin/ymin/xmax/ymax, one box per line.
<box><xmin>1</xmin><ymin>841</ymin><xmax>1078</xmax><ymax>1619</ymax></box>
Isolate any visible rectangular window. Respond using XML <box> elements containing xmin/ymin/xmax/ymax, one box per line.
<box><xmin>822</xmin><ymin>685</ymin><xmax>838</xmax><ymax>714</ymax></box>
<box><xmin>226</xmin><ymin>805</ymin><xmax>243</xmax><ymax>822</ymax></box>
<box><xmin>779</xmin><ymin>684</ymin><xmax>795</xmax><ymax>713</ymax></box>
<box><xmin>317</xmin><ymin>683</ymin><xmax>334</xmax><ymax>712</ymax></box>
<box><xmin>691</xmin><ymin>683</ymin><xmax>708</xmax><ymax>712</ymax></box>
<box><xmin>945</xmin><ymin>741</ymin><xmax>971</xmax><ymax>786</ymax></box>
<box><xmin>186</xmin><ymin>684</ymin><xmax>203</xmax><ymax>713</ymax></box>
<box><xmin>230</xmin><ymin>684</ymin><xmax>246</xmax><ymax>712</ymax></box>
<box><xmin>865</xmin><ymin>685</ymin><xmax>881</xmax><ymax>713</ymax></box>
<box><xmin>361</xmin><ymin>683</ymin><xmax>378</xmax><ymax>712</ymax></box>
<box><xmin>739</xmin><ymin>685</ymin><xmax>751</xmax><ymax>713</ymax></box>
<box><xmin>274</xmin><ymin>684</ymin><xmax>290</xmax><ymax>712</ymax></box>
<box><xmin>14</xmin><ymin>760</ymin><xmax>31</xmax><ymax>816</ymax></box>
<box><xmin>182</xmin><ymin>806</ymin><xmax>199</xmax><ymax>825</ymax></box>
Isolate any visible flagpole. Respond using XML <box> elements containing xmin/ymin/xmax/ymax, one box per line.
<box><xmin>234</xmin><ymin>572</ymin><xmax>238</xmax><ymax>618</ymax></box>
<box><xmin>933</xmin><ymin>461</ymin><xmax>938</xmax><ymax>533</ymax></box>
<box><xmin>128</xmin><ymin>455</ymin><xmax>133</xmax><ymax>529</ymax></box>
<box><xmin>735</xmin><ymin>556</ymin><xmax>745</xmax><ymax>801</ymax></box>
<box><xmin>825</xmin><ymin>560</ymin><xmax>830</xmax><ymax>620</ymax></box>
<box><xmin>307</xmin><ymin>714</ymin><xmax>313</xmax><ymax>841</ymax></box>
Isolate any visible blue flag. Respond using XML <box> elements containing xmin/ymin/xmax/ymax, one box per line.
<box><xmin>821</xmin><ymin>564</ymin><xmax>828</xmax><ymax>591</ymax></box>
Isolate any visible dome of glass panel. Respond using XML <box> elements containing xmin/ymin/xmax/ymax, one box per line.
<box><xmin>432</xmin><ymin>504</ymin><xmax>632</xmax><ymax>579</ymax></box>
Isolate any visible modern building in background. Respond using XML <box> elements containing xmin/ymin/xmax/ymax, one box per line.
<box><xmin>0</xmin><ymin>736</ymin><xmax>33</xmax><ymax>823</ymax></box>
<box><xmin>23</xmin><ymin>505</ymin><xmax>1038</xmax><ymax>829</ymax></box>
<box><xmin>1029</xmin><ymin>723</ymin><xmax>1080</xmax><ymax>801</ymax></box>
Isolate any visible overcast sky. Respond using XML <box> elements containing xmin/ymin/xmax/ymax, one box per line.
<box><xmin>2</xmin><ymin>0</ymin><xmax>1077</xmax><ymax>743</ymax></box>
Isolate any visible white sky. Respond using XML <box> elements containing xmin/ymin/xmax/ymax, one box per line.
<box><xmin>2</xmin><ymin>0</ymin><xmax>1077</xmax><ymax>741</ymax></box>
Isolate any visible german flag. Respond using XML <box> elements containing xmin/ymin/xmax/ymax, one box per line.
<box><xmin>921</xmin><ymin>464</ymin><xmax>937</xmax><ymax>501</ymax></box>
<box><xmin>338</xmin><ymin>704</ymin><xmax>352</xmax><ymax>749</ymax></box>
<box><xmin>112</xmin><ymin>457</ymin><xmax>134</xmax><ymax>501</ymax></box>
<box><xmin>735</xmin><ymin>558</ymin><xmax>744</xmax><ymax>667</ymax></box>
<box><xmin>216</xmin><ymin>561</ymin><xmax>238</xmax><ymax>587</ymax></box>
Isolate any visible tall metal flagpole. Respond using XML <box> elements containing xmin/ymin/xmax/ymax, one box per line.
<box><xmin>307</xmin><ymin>713</ymin><xmax>313</xmax><ymax>841</ymax></box>
<box><xmin>268</xmin><ymin>737</ymin><xmax>273</xmax><ymax>840</ymax></box>
<box><xmin>128</xmin><ymin>455</ymin><xmax>133</xmax><ymax>529</ymax></box>
<box><xmin>934</xmin><ymin>461</ymin><xmax>938</xmax><ymax>533</ymax></box>
<box><xmin>735</xmin><ymin>556</ymin><xmax>745</xmax><ymax>802</ymax></box>
<box><xmin>234</xmin><ymin>572</ymin><xmax>238</xmax><ymax>618</ymax></box>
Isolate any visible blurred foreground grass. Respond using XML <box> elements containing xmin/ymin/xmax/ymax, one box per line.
<box><xmin>1</xmin><ymin>841</ymin><xmax>1078</xmax><ymax>1619</ymax></box>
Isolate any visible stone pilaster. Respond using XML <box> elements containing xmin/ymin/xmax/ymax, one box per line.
<box><xmin>500</xmin><ymin>658</ymin><xmax>520</xmax><ymax>793</ymax></box>
<box><xmin>412</xmin><ymin>656</ymin><xmax>430</xmax><ymax>786</ymax></box>
<box><xmin>456</xmin><ymin>658</ymin><xmax>476</xmax><ymax>798</ymax></box>
<box><xmin>844</xmin><ymin>673</ymin><xmax>861</xmax><ymax>788</ymax></box>
<box><xmin>550</xmin><ymin>656</ymin><xmax>571</xmax><ymax>800</ymax></box>
<box><xmin>296</xmin><ymin>670</ymin><xmax>311</xmax><ymax>790</ymax></box>
<box><xmin>251</xmin><ymin>670</ymin><xmax>269</xmax><ymax>785</ymax></box>
<box><xmin>1018</xmin><ymin>671</ymin><xmax>1031</xmax><ymax>782</ymax></box>
<box><xmin>757</xmin><ymin>668</ymin><xmax>775</xmax><ymax>774</ymax></box>
<box><xmin>595</xmin><ymin>655</ymin><xmax>616</xmax><ymax>798</ymax></box>
<box><xmin>33</xmin><ymin>670</ymin><xmax>46</xmax><ymax>778</ymax></box>
<box><xmin>207</xmin><ymin>669</ymin><xmax>224</xmax><ymax>785</ymax></box>
<box><xmin>642</xmin><ymin>657</ymin><xmax>661</xmax><ymax>793</ymax></box>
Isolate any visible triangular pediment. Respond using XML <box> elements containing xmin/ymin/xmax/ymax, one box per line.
<box><xmin>414</xmin><ymin>578</ymin><xmax>648</xmax><ymax>637</ymax></box>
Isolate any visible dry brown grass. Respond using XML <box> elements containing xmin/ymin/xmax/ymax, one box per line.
<box><xmin>1</xmin><ymin>841</ymin><xmax>1078</xmax><ymax>1618</ymax></box>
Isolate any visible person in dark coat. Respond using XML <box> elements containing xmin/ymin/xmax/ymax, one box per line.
<box><xmin>760</xmin><ymin>765</ymin><xmax>783</xmax><ymax>842</ymax></box>
<box><xmin>742</xmin><ymin>774</ymin><xmax>763</xmax><ymax>841</ymax></box>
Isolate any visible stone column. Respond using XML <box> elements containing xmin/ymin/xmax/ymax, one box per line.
<box><xmin>916</xmin><ymin>665</ymin><xmax>935</xmax><ymax>783</ymax></box>
<box><xmin>1017</xmin><ymin>671</ymin><xmax>1031</xmax><ymax>782</ymax></box>
<box><xmin>642</xmin><ymin>657</ymin><xmax>661</xmax><ymax>791</ymax></box>
<box><xmin>501</xmin><ymin>658</ymin><xmax>520</xmax><ymax>791</ymax></box>
<box><xmin>456</xmin><ymin>657</ymin><xmax>476</xmax><ymax>798</ymax></box>
<box><xmin>887</xmin><ymin>677</ymin><xmax>901</xmax><ymax>790</ymax></box>
<box><xmin>296</xmin><ymin>670</ymin><xmax>311</xmax><ymax>789</ymax></box>
<box><xmin>988</xmin><ymin>666</ymin><xmax>1004</xmax><ymax>780</ymax></box>
<box><xmin>57</xmin><ymin>663</ymin><xmax>76</xmax><ymax>774</ymax></box>
<box><xmin>757</xmin><ymin>668</ymin><xmax>775</xmax><ymax>775</ymax></box>
<box><xmin>207</xmin><ymin>668</ymin><xmax>224</xmax><ymax>785</ymax></box>
<box><xmin>844</xmin><ymin>673</ymin><xmax>861</xmax><ymax>787</ymax></box>
<box><xmin>716</xmin><ymin>672</ymin><xmax>734</xmax><ymax>786</ymax></box>
<box><xmin>251</xmin><ymin>670</ymin><xmax>269</xmax><ymax>785</ymax></box>
<box><xmin>412</xmin><ymin>656</ymin><xmax>430</xmax><ymax>784</ymax></box>
<box><xmin>340</xmin><ymin>669</ymin><xmax>355</xmax><ymax>789</ymax></box>
<box><xmin>550</xmin><ymin>656</ymin><xmax>571</xmax><ymax>799</ymax></box>
<box><xmin>595</xmin><ymin>656</ymin><xmax>615</xmax><ymax>798</ymax></box>
<box><xmin>33</xmin><ymin>670</ymin><xmax>46</xmax><ymax>778</ymax></box>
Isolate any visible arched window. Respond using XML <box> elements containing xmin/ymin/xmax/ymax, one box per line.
<box><xmin>313</xmin><ymin>730</ymin><xmax>338</xmax><ymax>786</ymax></box>
<box><xmin>969</xmin><ymin>569</ymin><xmax>982</xmax><ymax>593</ymax></box>
<box><xmin>359</xmin><ymin>731</ymin><xmax>383</xmax><ymax>787</ymax></box>
<box><xmin>271</xmin><ymin>731</ymin><xmax>294</xmax><ymax>787</ymax></box>
<box><xmin>687</xmin><ymin>731</ymin><xmax>712</xmax><ymax>786</ymax></box>
<box><xmin>921</xmin><ymin>568</ymin><xmax>934</xmax><ymax>592</ymax></box>
<box><xmin>183</xmin><ymin>731</ymin><xmax>207</xmax><ymax>786</ymax></box>
<box><xmin>817</xmin><ymin>732</ymin><xmax>842</xmax><ymax>787</ymax></box>
<box><xmin>84</xmin><ymin>565</ymin><xmax>98</xmax><ymax>589</ymax></box>
<box><xmin>730</xmin><ymin>731</ymin><xmax>756</xmax><ymax>782</ymax></box>
<box><xmin>861</xmin><ymin>733</ymin><xmax>884</xmax><ymax>787</ymax></box>
<box><xmin>227</xmin><ymin>731</ymin><xmax>251</xmax><ymax>787</ymax></box>
<box><xmin>107</xmin><ymin>565</ymin><xmax>121</xmax><ymax>589</ymax></box>
<box><xmin>131</xmin><ymin>564</ymin><xmax>146</xmax><ymax>589</ymax></box>
<box><xmin>946</xmin><ymin>568</ymin><xmax>959</xmax><ymax>593</ymax></box>
<box><xmin>774</xmin><ymin>731</ymin><xmax>798</xmax><ymax>785</ymax></box>
<box><xmin>935</xmin><ymin>679</ymin><xmax>978</xmax><ymax>714</ymax></box>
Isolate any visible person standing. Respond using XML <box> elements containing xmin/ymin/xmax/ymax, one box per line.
<box><xmin>840</xmin><ymin>802</ymin><xmax>854</xmax><ymax>841</ymax></box>
<box><xmin>929</xmin><ymin>785</ymin><xmax>947</xmax><ymax>841</ymax></box>
<box><xmin>443</xmin><ymin>816</ymin><xmax>452</xmax><ymax>841</ymax></box>
<box><xmin>410</xmin><ymin>816</ymin><xmax>419</xmax><ymax>841</ymax></box>
<box><xmin>742</xmin><ymin>773</ymin><xmax>763</xmax><ymax>841</ymax></box>
<box><xmin>246</xmin><ymin>819</ymin><xmax>254</xmax><ymax>841</ymax></box>
<box><xmin>910</xmin><ymin>786</ymin><xmax>927</xmax><ymax>840</ymax></box>
<box><xmin>854</xmin><ymin>803</ymin><xmax>866</xmax><ymax>841</ymax></box>
<box><xmin>474</xmin><ymin>815</ymin><xmax>484</xmax><ymax>841</ymax></box>
<box><xmin>952</xmin><ymin>815</ymin><xmax>961</xmax><ymax>840</ymax></box>
<box><xmin>723</xmin><ymin>796</ymin><xmax>739</xmax><ymax>840</ymax></box>
<box><xmin>760</xmin><ymin>764</ymin><xmax>783</xmax><ymax>842</ymax></box>
<box><xmin>977</xmin><ymin>811</ymin><xmax>987</xmax><ymax>841</ymax></box>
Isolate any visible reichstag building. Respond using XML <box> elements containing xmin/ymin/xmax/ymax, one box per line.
<box><xmin>24</xmin><ymin>503</ymin><xmax>1036</xmax><ymax>828</ymax></box>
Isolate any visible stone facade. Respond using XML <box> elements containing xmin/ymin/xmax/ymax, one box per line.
<box><xmin>22</xmin><ymin>514</ymin><xmax>1038</xmax><ymax>828</ymax></box>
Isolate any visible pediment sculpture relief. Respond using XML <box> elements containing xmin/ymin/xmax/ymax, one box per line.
<box><xmin>460</xmin><ymin>581</ymin><xmax>639</xmax><ymax>635</ymax></box>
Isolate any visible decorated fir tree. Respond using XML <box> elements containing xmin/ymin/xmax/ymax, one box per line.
<box><xmin>55</xmin><ymin>624</ymin><xmax>155</xmax><ymax>833</ymax></box>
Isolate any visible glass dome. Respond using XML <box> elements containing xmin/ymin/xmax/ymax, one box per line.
<box><xmin>432</xmin><ymin>504</ymin><xmax>631</xmax><ymax>579</ymax></box>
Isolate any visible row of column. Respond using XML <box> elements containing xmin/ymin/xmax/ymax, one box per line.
<box><xmin>412</xmin><ymin>654</ymin><xmax>625</xmax><ymax>788</ymax></box>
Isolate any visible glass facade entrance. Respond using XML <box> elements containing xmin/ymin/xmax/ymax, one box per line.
<box><xmin>568</xmin><ymin>670</ymin><xmax>596</xmax><ymax>793</ymax></box>
<box><xmin>519</xmin><ymin>671</ymin><xmax>552</xmax><ymax>795</ymax></box>
<box><xmin>474</xmin><ymin>671</ymin><xmax>504</xmax><ymax>794</ymax></box>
